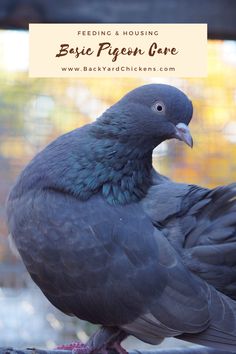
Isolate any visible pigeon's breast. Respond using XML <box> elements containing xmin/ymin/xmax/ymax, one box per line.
<box><xmin>7</xmin><ymin>187</ymin><xmax>166</xmax><ymax>325</ymax></box>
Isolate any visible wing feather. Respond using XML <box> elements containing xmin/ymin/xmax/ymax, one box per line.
<box><xmin>143</xmin><ymin>182</ymin><xmax>236</xmax><ymax>300</ymax></box>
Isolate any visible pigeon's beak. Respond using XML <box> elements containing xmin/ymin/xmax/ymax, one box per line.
<box><xmin>174</xmin><ymin>123</ymin><xmax>193</xmax><ymax>148</ymax></box>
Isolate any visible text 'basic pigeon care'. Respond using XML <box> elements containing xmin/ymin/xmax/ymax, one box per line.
<box><xmin>55</xmin><ymin>42</ymin><xmax>179</xmax><ymax>63</ymax></box>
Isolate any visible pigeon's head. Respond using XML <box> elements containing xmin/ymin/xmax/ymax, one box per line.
<box><xmin>97</xmin><ymin>84</ymin><xmax>193</xmax><ymax>149</ymax></box>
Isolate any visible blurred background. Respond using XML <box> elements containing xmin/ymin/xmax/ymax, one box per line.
<box><xmin>0</xmin><ymin>0</ymin><xmax>236</xmax><ymax>351</ymax></box>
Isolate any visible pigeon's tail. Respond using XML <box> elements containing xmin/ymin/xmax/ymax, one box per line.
<box><xmin>178</xmin><ymin>285</ymin><xmax>236</xmax><ymax>352</ymax></box>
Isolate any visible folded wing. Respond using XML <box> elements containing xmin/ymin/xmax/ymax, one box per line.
<box><xmin>142</xmin><ymin>181</ymin><xmax>236</xmax><ymax>350</ymax></box>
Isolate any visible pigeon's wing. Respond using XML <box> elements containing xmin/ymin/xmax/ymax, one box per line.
<box><xmin>8</xmin><ymin>188</ymin><xmax>209</xmax><ymax>335</ymax></box>
<box><xmin>182</xmin><ymin>184</ymin><xmax>236</xmax><ymax>301</ymax></box>
<box><xmin>142</xmin><ymin>181</ymin><xmax>236</xmax><ymax>350</ymax></box>
<box><xmin>143</xmin><ymin>181</ymin><xmax>236</xmax><ymax>300</ymax></box>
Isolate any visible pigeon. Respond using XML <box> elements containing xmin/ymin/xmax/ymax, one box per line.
<box><xmin>6</xmin><ymin>84</ymin><xmax>236</xmax><ymax>353</ymax></box>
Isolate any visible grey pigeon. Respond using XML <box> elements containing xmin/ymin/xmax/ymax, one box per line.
<box><xmin>6</xmin><ymin>84</ymin><xmax>236</xmax><ymax>353</ymax></box>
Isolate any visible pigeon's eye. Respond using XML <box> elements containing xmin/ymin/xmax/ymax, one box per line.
<box><xmin>152</xmin><ymin>101</ymin><xmax>165</xmax><ymax>114</ymax></box>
